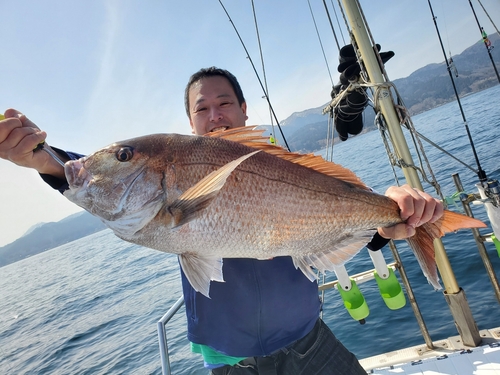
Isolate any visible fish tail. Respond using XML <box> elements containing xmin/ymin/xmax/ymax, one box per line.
<box><xmin>406</xmin><ymin>210</ymin><xmax>486</xmax><ymax>289</ymax></box>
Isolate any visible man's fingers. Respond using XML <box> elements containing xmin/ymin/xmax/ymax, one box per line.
<box><xmin>0</xmin><ymin>117</ymin><xmax>23</xmax><ymax>143</ymax></box>
<box><xmin>385</xmin><ymin>184</ymin><xmax>443</xmax><ymax>227</ymax></box>
<box><xmin>0</xmin><ymin>125</ymin><xmax>47</xmax><ymax>164</ymax></box>
<box><xmin>378</xmin><ymin>224</ymin><xmax>416</xmax><ymax>240</ymax></box>
<box><xmin>15</xmin><ymin>130</ymin><xmax>47</xmax><ymax>156</ymax></box>
<box><xmin>382</xmin><ymin>184</ymin><xmax>444</xmax><ymax>240</ymax></box>
<box><xmin>401</xmin><ymin>186</ymin><xmax>441</xmax><ymax>227</ymax></box>
<box><xmin>402</xmin><ymin>187</ymin><xmax>427</xmax><ymax>227</ymax></box>
<box><xmin>4</xmin><ymin>109</ymin><xmax>40</xmax><ymax>131</ymax></box>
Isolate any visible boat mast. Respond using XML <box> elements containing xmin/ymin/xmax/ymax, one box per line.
<box><xmin>339</xmin><ymin>0</ymin><xmax>481</xmax><ymax>347</ymax></box>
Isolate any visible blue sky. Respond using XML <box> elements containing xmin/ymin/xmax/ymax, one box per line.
<box><xmin>1</xmin><ymin>0</ymin><xmax>498</xmax><ymax>246</ymax></box>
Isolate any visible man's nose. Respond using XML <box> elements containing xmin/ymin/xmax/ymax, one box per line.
<box><xmin>209</xmin><ymin>107</ymin><xmax>223</xmax><ymax>122</ymax></box>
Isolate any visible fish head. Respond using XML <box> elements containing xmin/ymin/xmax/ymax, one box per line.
<box><xmin>63</xmin><ymin>136</ymin><xmax>169</xmax><ymax>237</ymax></box>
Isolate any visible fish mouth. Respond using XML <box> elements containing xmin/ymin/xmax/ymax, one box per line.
<box><xmin>65</xmin><ymin>158</ymin><xmax>91</xmax><ymax>190</ymax></box>
<box><xmin>64</xmin><ymin>156</ymin><xmax>154</xmax><ymax>222</ymax></box>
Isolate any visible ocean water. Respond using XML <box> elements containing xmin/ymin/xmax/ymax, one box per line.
<box><xmin>1</xmin><ymin>85</ymin><xmax>500</xmax><ymax>374</ymax></box>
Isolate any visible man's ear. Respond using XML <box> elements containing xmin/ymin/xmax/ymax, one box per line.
<box><xmin>189</xmin><ymin>119</ymin><xmax>195</xmax><ymax>134</ymax></box>
<box><xmin>241</xmin><ymin>102</ymin><xmax>248</xmax><ymax>121</ymax></box>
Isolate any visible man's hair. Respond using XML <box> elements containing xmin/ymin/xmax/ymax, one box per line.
<box><xmin>184</xmin><ymin>67</ymin><xmax>246</xmax><ymax>118</ymax></box>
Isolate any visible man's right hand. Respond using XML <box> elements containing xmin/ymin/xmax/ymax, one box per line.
<box><xmin>0</xmin><ymin>109</ymin><xmax>66</xmax><ymax>178</ymax></box>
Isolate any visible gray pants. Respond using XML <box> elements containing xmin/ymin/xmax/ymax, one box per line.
<box><xmin>210</xmin><ymin>319</ymin><xmax>366</xmax><ymax>375</ymax></box>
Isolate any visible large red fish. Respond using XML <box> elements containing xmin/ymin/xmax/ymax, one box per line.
<box><xmin>64</xmin><ymin>127</ymin><xmax>486</xmax><ymax>297</ymax></box>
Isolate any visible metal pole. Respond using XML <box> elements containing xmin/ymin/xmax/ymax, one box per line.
<box><xmin>388</xmin><ymin>241</ymin><xmax>434</xmax><ymax>349</ymax></box>
<box><xmin>341</xmin><ymin>0</ymin><xmax>457</xmax><ymax>292</ymax></box>
<box><xmin>340</xmin><ymin>0</ymin><xmax>481</xmax><ymax>346</ymax></box>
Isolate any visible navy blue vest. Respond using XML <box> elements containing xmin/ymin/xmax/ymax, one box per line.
<box><xmin>181</xmin><ymin>256</ymin><xmax>321</xmax><ymax>357</ymax></box>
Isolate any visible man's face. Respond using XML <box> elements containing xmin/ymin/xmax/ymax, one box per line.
<box><xmin>188</xmin><ymin>75</ymin><xmax>248</xmax><ymax>135</ymax></box>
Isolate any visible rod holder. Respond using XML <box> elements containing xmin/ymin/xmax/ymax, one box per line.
<box><xmin>336</xmin><ymin>278</ymin><xmax>369</xmax><ymax>322</ymax></box>
<box><xmin>374</xmin><ymin>268</ymin><xmax>406</xmax><ymax>310</ymax></box>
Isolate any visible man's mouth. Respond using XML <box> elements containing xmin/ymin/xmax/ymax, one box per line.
<box><xmin>210</xmin><ymin>126</ymin><xmax>229</xmax><ymax>133</ymax></box>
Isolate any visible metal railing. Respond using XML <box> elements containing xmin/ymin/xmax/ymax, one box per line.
<box><xmin>157</xmin><ymin>296</ymin><xmax>185</xmax><ymax>375</ymax></box>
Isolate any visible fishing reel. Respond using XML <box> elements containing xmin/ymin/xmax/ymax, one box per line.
<box><xmin>484</xmin><ymin>179</ymin><xmax>500</xmax><ymax>207</ymax></box>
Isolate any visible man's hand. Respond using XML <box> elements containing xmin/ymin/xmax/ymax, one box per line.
<box><xmin>378</xmin><ymin>184</ymin><xmax>444</xmax><ymax>240</ymax></box>
<box><xmin>0</xmin><ymin>109</ymin><xmax>66</xmax><ymax>178</ymax></box>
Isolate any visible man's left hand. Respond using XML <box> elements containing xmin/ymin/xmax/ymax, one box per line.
<box><xmin>378</xmin><ymin>184</ymin><xmax>444</xmax><ymax>240</ymax></box>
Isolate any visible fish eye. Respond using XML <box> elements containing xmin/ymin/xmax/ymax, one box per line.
<box><xmin>116</xmin><ymin>147</ymin><xmax>134</xmax><ymax>162</ymax></box>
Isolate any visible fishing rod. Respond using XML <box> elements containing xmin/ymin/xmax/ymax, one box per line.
<box><xmin>217</xmin><ymin>0</ymin><xmax>291</xmax><ymax>152</ymax></box>
<box><xmin>476</xmin><ymin>0</ymin><xmax>500</xmax><ymax>37</ymax></box>
<box><xmin>427</xmin><ymin>0</ymin><xmax>488</xmax><ymax>183</ymax></box>
<box><xmin>468</xmin><ymin>0</ymin><xmax>500</xmax><ymax>83</ymax></box>
<box><xmin>307</xmin><ymin>0</ymin><xmax>334</xmax><ymax>87</ymax></box>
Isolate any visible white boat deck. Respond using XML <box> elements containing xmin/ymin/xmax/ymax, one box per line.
<box><xmin>361</xmin><ymin>327</ymin><xmax>500</xmax><ymax>374</ymax></box>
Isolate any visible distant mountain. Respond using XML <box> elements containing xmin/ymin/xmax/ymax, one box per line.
<box><xmin>393</xmin><ymin>33</ymin><xmax>500</xmax><ymax>114</ymax></box>
<box><xmin>2</xmin><ymin>34</ymin><xmax>499</xmax><ymax>267</ymax></box>
<box><xmin>0</xmin><ymin>211</ymin><xmax>105</xmax><ymax>268</ymax></box>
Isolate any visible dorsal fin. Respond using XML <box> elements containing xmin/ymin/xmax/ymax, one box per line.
<box><xmin>205</xmin><ymin>126</ymin><xmax>370</xmax><ymax>190</ymax></box>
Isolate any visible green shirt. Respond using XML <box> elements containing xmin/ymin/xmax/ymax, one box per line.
<box><xmin>191</xmin><ymin>342</ymin><xmax>246</xmax><ymax>367</ymax></box>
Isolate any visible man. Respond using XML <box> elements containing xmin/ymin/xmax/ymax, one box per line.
<box><xmin>0</xmin><ymin>67</ymin><xmax>443</xmax><ymax>374</ymax></box>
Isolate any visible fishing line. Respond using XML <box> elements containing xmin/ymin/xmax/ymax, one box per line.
<box><xmin>325</xmin><ymin>109</ymin><xmax>335</xmax><ymax>161</ymax></box>
<box><xmin>322</xmin><ymin>0</ymin><xmax>341</xmax><ymax>51</ymax></box>
<box><xmin>217</xmin><ymin>0</ymin><xmax>291</xmax><ymax>151</ymax></box>
<box><xmin>437</xmin><ymin>0</ymin><xmax>460</xmax><ymax>77</ymax></box>
<box><xmin>330</xmin><ymin>0</ymin><xmax>346</xmax><ymax>46</ymax></box>
<box><xmin>307</xmin><ymin>0</ymin><xmax>334</xmax><ymax>87</ymax></box>
<box><xmin>250</xmin><ymin>0</ymin><xmax>276</xmax><ymax>143</ymax></box>
<box><xmin>436</xmin><ymin>0</ymin><xmax>453</xmax><ymax>62</ymax></box>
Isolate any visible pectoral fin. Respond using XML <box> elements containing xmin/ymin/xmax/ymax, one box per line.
<box><xmin>168</xmin><ymin>150</ymin><xmax>260</xmax><ymax>227</ymax></box>
<box><xmin>179</xmin><ymin>254</ymin><xmax>225</xmax><ymax>298</ymax></box>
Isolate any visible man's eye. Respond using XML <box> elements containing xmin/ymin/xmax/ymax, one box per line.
<box><xmin>195</xmin><ymin>107</ymin><xmax>206</xmax><ymax>112</ymax></box>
